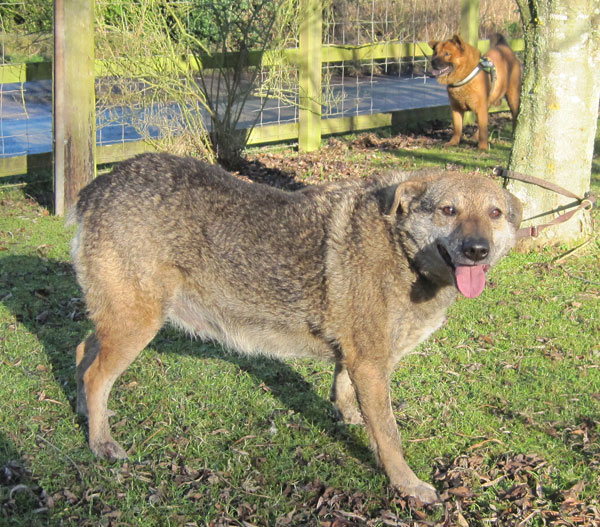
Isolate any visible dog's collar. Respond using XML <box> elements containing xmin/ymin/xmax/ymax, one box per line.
<box><xmin>449</xmin><ymin>58</ymin><xmax>495</xmax><ymax>88</ymax></box>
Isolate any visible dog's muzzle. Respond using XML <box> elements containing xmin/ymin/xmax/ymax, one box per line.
<box><xmin>430</xmin><ymin>59</ymin><xmax>453</xmax><ymax>78</ymax></box>
<box><xmin>437</xmin><ymin>242</ymin><xmax>491</xmax><ymax>299</ymax></box>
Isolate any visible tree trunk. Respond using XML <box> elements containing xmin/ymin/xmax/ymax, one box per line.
<box><xmin>510</xmin><ymin>0</ymin><xmax>599</xmax><ymax>249</ymax></box>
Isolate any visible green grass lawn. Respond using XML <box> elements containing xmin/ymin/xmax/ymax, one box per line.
<box><xmin>1</xmin><ymin>125</ymin><xmax>599</xmax><ymax>526</ymax></box>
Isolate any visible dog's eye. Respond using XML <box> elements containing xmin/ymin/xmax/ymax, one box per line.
<box><xmin>441</xmin><ymin>205</ymin><xmax>456</xmax><ymax>216</ymax></box>
<box><xmin>490</xmin><ymin>208</ymin><xmax>502</xmax><ymax>219</ymax></box>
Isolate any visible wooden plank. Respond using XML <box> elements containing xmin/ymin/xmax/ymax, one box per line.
<box><xmin>0</xmin><ymin>62</ymin><xmax>52</xmax><ymax>84</ymax></box>
<box><xmin>57</xmin><ymin>0</ymin><xmax>96</xmax><ymax>213</ymax></box>
<box><xmin>392</xmin><ymin>105</ymin><xmax>450</xmax><ymax>133</ymax></box>
<box><xmin>251</xmin><ymin>113</ymin><xmax>392</xmax><ymax>145</ymax></box>
<box><xmin>54</xmin><ymin>0</ymin><xmax>65</xmax><ymax>215</ymax></box>
<box><xmin>321</xmin><ymin>113</ymin><xmax>391</xmax><ymax>135</ymax></box>
<box><xmin>0</xmin><ymin>64</ymin><xmax>23</xmax><ymax>83</ymax></box>
<box><xmin>0</xmin><ymin>39</ymin><xmax>524</xmax><ymax>86</ymax></box>
<box><xmin>298</xmin><ymin>0</ymin><xmax>322</xmax><ymax>152</ymax></box>
<box><xmin>0</xmin><ymin>154</ymin><xmax>52</xmax><ymax>178</ymax></box>
<box><xmin>321</xmin><ymin>41</ymin><xmax>428</xmax><ymax>63</ymax></box>
<box><xmin>96</xmin><ymin>141</ymin><xmax>157</xmax><ymax>165</ymax></box>
<box><xmin>460</xmin><ymin>0</ymin><xmax>480</xmax><ymax>47</ymax></box>
<box><xmin>247</xmin><ymin>122</ymin><xmax>299</xmax><ymax>145</ymax></box>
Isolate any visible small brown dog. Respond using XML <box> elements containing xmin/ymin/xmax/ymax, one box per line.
<box><xmin>429</xmin><ymin>33</ymin><xmax>521</xmax><ymax>149</ymax></box>
<box><xmin>71</xmin><ymin>153</ymin><xmax>522</xmax><ymax>504</ymax></box>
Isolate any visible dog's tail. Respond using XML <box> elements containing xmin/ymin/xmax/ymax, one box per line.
<box><xmin>65</xmin><ymin>199</ymin><xmax>83</xmax><ymax>227</ymax></box>
<box><xmin>489</xmin><ymin>33</ymin><xmax>510</xmax><ymax>48</ymax></box>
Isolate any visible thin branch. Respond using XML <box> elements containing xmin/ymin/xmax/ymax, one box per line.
<box><xmin>36</xmin><ymin>434</ymin><xmax>86</xmax><ymax>483</ymax></box>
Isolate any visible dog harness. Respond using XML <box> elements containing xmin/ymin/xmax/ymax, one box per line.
<box><xmin>449</xmin><ymin>57</ymin><xmax>497</xmax><ymax>88</ymax></box>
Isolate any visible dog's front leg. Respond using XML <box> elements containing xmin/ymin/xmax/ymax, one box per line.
<box><xmin>447</xmin><ymin>106</ymin><xmax>463</xmax><ymax>146</ymax></box>
<box><xmin>347</xmin><ymin>359</ymin><xmax>440</xmax><ymax>504</ymax></box>
<box><xmin>330</xmin><ymin>362</ymin><xmax>364</xmax><ymax>425</ymax></box>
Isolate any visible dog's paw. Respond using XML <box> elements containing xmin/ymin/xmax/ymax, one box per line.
<box><xmin>396</xmin><ymin>480</ymin><xmax>441</xmax><ymax>505</ymax></box>
<box><xmin>91</xmin><ymin>440</ymin><xmax>128</xmax><ymax>461</ymax></box>
<box><xmin>343</xmin><ymin>411</ymin><xmax>365</xmax><ymax>426</ymax></box>
<box><xmin>444</xmin><ymin>139</ymin><xmax>460</xmax><ymax>148</ymax></box>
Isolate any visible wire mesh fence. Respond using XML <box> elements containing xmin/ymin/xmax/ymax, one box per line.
<box><xmin>0</xmin><ymin>0</ymin><xmax>53</xmax><ymax>160</ymax></box>
<box><xmin>319</xmin><ymin>0</ymin><xmax>520</xmax><ymax>121</ymax></box>
<box><xmin>0</xmin><ymin>0</ymin><xmax>522</xmax><ymax>170</ymax></box>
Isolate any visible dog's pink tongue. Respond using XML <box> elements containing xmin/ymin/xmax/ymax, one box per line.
<box><xmin>455</xmin><ymin>265</ymin><xmax>487</xmax><ymax>298</ymax></box>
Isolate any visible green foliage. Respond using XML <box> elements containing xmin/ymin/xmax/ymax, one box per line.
<box><xmin>0</xmin><ymin>0</ymin><xmax>52</xmax><ymax>33</ymax></box>
<box><xmin>0</xmin><ymin>0</ymin><xmax>52</xmax><ymax>63</ymax></box>
<box><xmin>187</xmin><ymin>0</ymin><xmax>280</xmax><ymax>52</ymax></box>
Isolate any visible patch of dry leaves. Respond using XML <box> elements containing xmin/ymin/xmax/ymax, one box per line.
<box><xmin>2</xmin><ymin>448</ymin><xmax>599</xmax><ymax>525</ymax></box>
<box><xmin>238</xmin><ymin>132</ymin><xmax>439</xmax><ymax>189</ymax></box>
<box><xmin>270</xmin><ymin>449</ymin><xmax>600</xmax><ymax>527</ymax></box>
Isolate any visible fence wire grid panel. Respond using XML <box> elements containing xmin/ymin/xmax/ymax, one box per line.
<box><xmin>320</xmin><ymin>0</ymin><xmax>520</xmax><ymax>121</ymax></box>
<box><xmin>0</xmin><ymin>0</ymin><xmax>521</xmax><ymax>164</ymax></box>
<box><xmin>322</xmin><ymin>0</ymin><xmax>431</xmax><ymax>121</ymax></box>
<box><xmin>0</xmin><ymin>0</ymin><xmax>52</xmax><ymax>159</ymax></box>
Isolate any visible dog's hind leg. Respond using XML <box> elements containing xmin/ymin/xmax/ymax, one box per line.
<box><xmin>76</xmin><ymin>332</ymin><xmax>100</xmax><ymax>417</ymax></box>
<box><xmin>347</xmin><ymin>359</ymin><xmax>440</xmax><ymax>504</ymax></box>
<box><xmin>330</xmin><ymin>362</ymin><xmax>364</xmax><ymax>425</ymax></box>
<box><xmin>475</xmin><ymin>106</ymin><xmax>489</xmax><ymax>149</ymax></box>
<box><xmin>77</xmin><ymin>289</ymin><xmax>164</xmax><ymax>460</ymax></box>
<box><xmin>505</xmin><ymin>80</ymin><xmax>520</xmax><ymax>134</ymax></box>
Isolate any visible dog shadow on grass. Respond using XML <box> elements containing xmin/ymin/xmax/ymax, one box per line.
<box><xmin>0</xmin><ymin>254</ymin><xmax>374</xmax><ymax>466</ymax></box>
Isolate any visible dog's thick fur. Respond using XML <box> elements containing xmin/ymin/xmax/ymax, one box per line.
<box><xmin>429</xmin><ymin>33</ymin><xmax>522</xmax><ymax>150</ymax></box>
<box><xmin>71</xmin><ymin>153</ymin><xmax>522</xmax><ymax>503</ymax></box>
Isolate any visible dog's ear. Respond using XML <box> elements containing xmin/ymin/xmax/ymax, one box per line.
<box><xmin>387</xmin><ymin>180</ymin><xmax>427</xmax><ymax>216</ymax></box>
<box><xmin>502</xmin><ymin>189</ymin><xmax>523</xmax><ymax>228</ymax></box>
<box><xmin>451</xmin><ymin>34</ymin><xmax>465</xmax><ymax>51</ymax></box>
<box><xmin>428</xmin><ymin>40</ymin><xmax>438</xmax><ymax>52</ymax></box>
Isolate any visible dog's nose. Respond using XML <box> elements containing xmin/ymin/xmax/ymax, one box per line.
<box><xmin>462</xmin><ymin>238</ymin><xmax>490</xmax><ymax>261</ymax></box>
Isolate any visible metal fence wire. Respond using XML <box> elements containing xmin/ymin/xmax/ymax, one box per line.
<box><xmin>0</xmin><ymin>0</ymin><xmax>52</xmax><ymax>160</ymax></box>
<box><xmin>0</xmin><ymin>0</ymin><xmax>521</xmax><ymax>167</ymax></box>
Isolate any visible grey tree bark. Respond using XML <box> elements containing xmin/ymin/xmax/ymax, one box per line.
<box><xmin>509</xmin><ymin>0</ymin><xmax>599</xmax><ymax>248</ymax></box>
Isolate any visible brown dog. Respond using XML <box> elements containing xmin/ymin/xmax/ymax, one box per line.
<box><xmin>429</xmin><ymin>33</ymin><xmax>521</xmax><ymax>149</ymax></box>
<box><xmin>70</xmin><ymin>153</ymin><xmax>522</xmax><ymax>504</ymax></box>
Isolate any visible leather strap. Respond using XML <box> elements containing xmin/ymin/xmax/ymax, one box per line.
<box><xmin>492</xmin><ymin>167</ymin><xmax>596</xmax><ymax>239</ymax></box>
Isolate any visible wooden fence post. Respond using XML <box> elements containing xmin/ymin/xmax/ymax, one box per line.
<box><xmin>460</xmin><ymin>0</ymin><xmax>480</xmax><ymax>48</ymax></box>
<box><xmin>54</xmin><ymin>0</ymin><xmax>96</xmax><ymax>215</ymax></box>
<box><xmin>53</xmin><ymin>0</ymin><xmax>65</xmax><ymax>215</ymax></box>
<box><xmin>298</xmin><ymin>0</ymin><xmax>322</xmax><ymax>152</ymax></box>
<box><xmin>459</xmin><ymin>0</ymin><xmax>480</xmax><ymax>126</ymax></box>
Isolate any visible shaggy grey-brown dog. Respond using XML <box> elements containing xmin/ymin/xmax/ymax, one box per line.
<box><xmin>71</xmin><ymin>153</ymin><xmax>522</xmax><ymax>503</ymax></box>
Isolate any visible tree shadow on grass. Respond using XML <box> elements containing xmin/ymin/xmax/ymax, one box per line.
<box><xmin>0</xmin><ymin>255</ymin><xmax>374</xmax><ymax>468</ymax></box>
<box><xmin>389</xmin><ymin>132</ymin><xmax>513</xmax><ymax>172</ymax></box>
